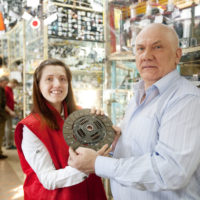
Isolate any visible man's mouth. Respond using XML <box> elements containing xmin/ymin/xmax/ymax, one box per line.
<box><xmin>142</xmin><ymin>65</ymin><xmax>157</xmax><ymax>69</ymax></box>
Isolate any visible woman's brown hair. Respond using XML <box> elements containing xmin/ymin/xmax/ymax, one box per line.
<box><xmin>32</xmin><ymin>58</ymin><xmax>77</xmax><ymax>130</ymax></box>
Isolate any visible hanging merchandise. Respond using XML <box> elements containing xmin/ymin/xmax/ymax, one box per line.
<box><xmin>44</xmin><ymin>13</ymin><xmax>57</xmax><ymax>25</ymax></box>
<box><xmin>47</xmin><ymin>5</ymin><xmax>104</xmax><ymax>41</ymax></box>
<box><xmin>27</xmin><ymin>0</ymin><xmax>40</xmax><ymax>9</ymax></box>
<box><xmin>30</xmin><ymin>17</ymin><xmax>40</xmax><ymax>29</ymax></box>
<box><xmin>167</xmin><ymin>0</ymin><xmax>174</xmax><ymax>12</ymax></box>
<box><xmin>22</xmin><ymin>11</ymin><xmax>33</xmax><ymax>21</ymax></box>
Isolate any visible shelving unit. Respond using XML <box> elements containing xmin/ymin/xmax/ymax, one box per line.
<box><xmin>104</xmin><ymin>0</ymin><xmax>200</xmax><ymax>126</ymax></box>
<box><xmin>182</xmin><ymin>46</ymin><xmax>200</xmax><ymax>54</ymax></box>
<box><xmin>11</xmin><ymin>0</ymin><xmax>105</xmax><ymax>116</ymax></box>
<box><xmin>3</xmin><ymin>0</ymin><xmax>105</xmax><ymax>118</ymax></box>
<box><xmin>0</xmin><ymin>39</ymin><xmax>2</xmax><ymax>59</ymax></box>
<box><xmin>6</xmin><ymin>21</ymin><xmax>25</xmax><ymax>120</ymax></box>
<box><xmin>0</xmin><ymin>36</ymin><xmax>8</xmax><ymax>66</ymax></box>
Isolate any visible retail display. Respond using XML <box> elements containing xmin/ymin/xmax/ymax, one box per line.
<box><xmin>48</xmin><ymin>5</ymin><xmax>104</xmax><ymax>41</ymax></box>
<box><xmin>0</xmin><ymin>37</ymin><xmax>8</xmax><ymax>66</ymax></box>
<box><xmin>4</xmin><ymin>0</ymin><xmax>105</xmax><ymax>117</ymax></box>
<box><xmin>0</xmin><ymin>0</ymin><xmax>23</xmax><ymax>31</ymax></box>
<box><xmin>6</xmin><ymin>21</ymin><xmax>24</xmax><ymax>120</ymax></box>
<box><xmin>2</xmin><ymin>1</ymin><xmax>200</xmax><ymax>200</ymax></box>
<box><xmin>2</xmin><ymin>0</ymin><xmax>200</xmax><ymax>136</ymax></box>
<box><xmin>104</xmin><ymin>0</ymin><xmax>200</xmax><ymax>126</ymax></box>
<box><xmin>63</xmin><ymin>108</ymin><xmax>115</xmax><ymax>150</ymax></box>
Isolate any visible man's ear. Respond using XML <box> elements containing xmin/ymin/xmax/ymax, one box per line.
<box><xmin>175</xmin><ymin>48</ymin><xmax>182</xmax><ymax>65</ymax></box>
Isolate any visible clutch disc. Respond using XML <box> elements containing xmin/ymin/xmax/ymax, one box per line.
<box><xmin>63</xmin><ymin>109</ymin><xmax>115</xmax><ymax>150</ymax></box>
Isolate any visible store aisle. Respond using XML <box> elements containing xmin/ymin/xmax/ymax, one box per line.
<box><xmin>0</xmin><ymin>148</ymin><xmax>24</xmax><ymax>200</ymax></box>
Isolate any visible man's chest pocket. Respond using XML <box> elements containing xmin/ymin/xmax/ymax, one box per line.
<box><xmin>129</xmin><ymin>116</ymin><xmax>159</xmax><ymax>156</ymax></box>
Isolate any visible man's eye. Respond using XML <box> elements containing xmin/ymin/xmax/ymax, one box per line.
<box><xmin>154</xmin><ymin>45</ymin><xmax>161</xmax><ymax>49</ymax></box>
<box><xmin>136</xmin><ymin>47</ymin><xmax>144</xmax><ymax>52</ymax></box>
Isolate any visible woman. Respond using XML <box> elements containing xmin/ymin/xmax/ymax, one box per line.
<box><xmin>15</xmin><ymin>59</ymin><xmax>107</xmax><ymax>200</ymax></box>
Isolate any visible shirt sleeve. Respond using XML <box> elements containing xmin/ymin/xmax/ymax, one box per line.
<box><xmin>95</xmin><ymin>95</ymin><xmax>200</xmax><ymax>191</ymax></box>
<box><xmin>21</xmin><ymin>125</ymin><xmax>87</xmax><ymax>190</ymax></box>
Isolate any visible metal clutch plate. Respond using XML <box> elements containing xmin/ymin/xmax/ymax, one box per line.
<box><xmin>63</xmin><ymin>109</ymin><xmax>115</xmax><ymax>151</ymax></box>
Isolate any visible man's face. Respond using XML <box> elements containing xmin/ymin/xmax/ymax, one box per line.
<box><xmin>0</xmin><ymin>80</ymin><xmax>8</xmax><ymax>88</ymax></box>
<box><xmin>135</xmin><ymin>26</ymin><xmax>182</xmax><ymax>89</ymax></box>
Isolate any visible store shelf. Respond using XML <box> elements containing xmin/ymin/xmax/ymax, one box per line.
<box><xmin>26</xmin><ymin>36</ymin><xmax>43</xmax><ymax>46</ymax></box>
<box><xmin>9</xmin><ymin>57</ymin><xmax>23</xmax><ymax>65</ymax></box>
<box><xmin>52</xmin><ymin>2</ymin><xmax>102</xmax><ymax>13</ymax></box>
<box><xmin>182</xmin><ymin>46</ymin><xmax>200</xmax><ymax>54</ymax></box>
<box><xmin>104</xmin><ymin>0</ymin><xmax>200</xmax><ymax>128</ymax></box>
<box><xmin>108</xmin><ymin>51</ymin><xmax>135</xmax><ymax>61</ymax></box>
<box><xmin>13</xmin><ymin>0</ymin><xmax>105</xmax><ymax>115</ymax></box>
<box><xmin>71</xmin><ymin>70</ymin><xmax>102</xmax><ymax>74</ymax></box>
<box><xmin>115</xmin><ymin>89</ymin><xmax>132</xmax><ymax>93</ymax></box>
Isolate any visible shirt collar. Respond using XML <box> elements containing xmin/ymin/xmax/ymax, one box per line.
<box><xmin>134</xmin><ymin>69</ymin><xmax>180</xmax><ymax>103</ymax></box>
<box><xmin>60</xmin><ymin>106</ymin><xmax>65</xmax><ymax>120</ymax></box>
<box><xmin>136</xmin><ymin>69</ymin><xmax>180</xmax><ymax>93</ymax></box>
<box><xmin>154</xmin><ymin>69</ymin><xmax>180</xmax><ymax>95</ymax></box>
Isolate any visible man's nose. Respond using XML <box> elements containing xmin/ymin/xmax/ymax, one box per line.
<box><xmin>142</xmin><ymin>48</ymin><xmax>153</xmax><ymax>60</ymax></box>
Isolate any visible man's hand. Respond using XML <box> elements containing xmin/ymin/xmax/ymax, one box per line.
<box><xmin>5</xmin><ymin>106</ymin><xmax>16</xmax><ymax>117</ymax></box>
<box><xmin>68</xmin><ymin>144</ymin><xmax>111</xmax><ymax>174</ymax></box>
<box><xmin>9</xmin><ymin>110</ymin><xmax>16</xmax><ymax>117</ymax></box>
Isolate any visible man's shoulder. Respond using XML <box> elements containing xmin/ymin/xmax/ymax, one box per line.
<box><xmin>176</xmin><ymin>77</ymin><xmax>200</xmax><ymax>97</ymax></box>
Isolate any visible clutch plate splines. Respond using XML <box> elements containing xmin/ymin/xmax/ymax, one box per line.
<box><xmin>63</xmin><ymin>109</ymin><xmax>115</xmax><ymax>150</ymax></box>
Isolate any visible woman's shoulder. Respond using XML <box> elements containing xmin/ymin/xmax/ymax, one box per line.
<box><xmin>18</xmin><ymin>113</ymin><xmax>41</xmax><ymax>128</ymax></box>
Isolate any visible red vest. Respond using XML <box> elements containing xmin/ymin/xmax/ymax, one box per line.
<box><xmin>15</xmin><ymin>104</ymin><xmax>107</xmax><ymax>200</ymax></box>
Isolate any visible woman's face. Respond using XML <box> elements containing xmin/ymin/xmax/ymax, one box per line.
<box><xmin>39</xmin><ymin>65</ymin><xmax>68</xmax><ymax>110</ymax></box>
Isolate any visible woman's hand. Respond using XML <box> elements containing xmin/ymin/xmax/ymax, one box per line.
<box><xmin>97</xmin><ymin>144</ymin><xmax>112</xmax><ymax>157</ymax></box>
<box><xmin>90</xmin><ymin>107</ymin><xmax>104</xmax><ymax>115</ymax></box>
<box><xmin>68</xmin><ymin>144</ymin><xmax>111</xmax><ymax>174</ymax></box>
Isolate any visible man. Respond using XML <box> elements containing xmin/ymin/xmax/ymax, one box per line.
<box><xmin>68</xmin><ymin>23</ymin><xmax>200</xmax><ymax>199</ymax></box>
<box><xmin>0</xmin><ymin>76</ymin><xmax>9</xmax><ymax>159</ymax></box>
<box><xmin>4</xmin><ymin>79</ymin><xmax>18</xmax><ymax>149</ymax></box>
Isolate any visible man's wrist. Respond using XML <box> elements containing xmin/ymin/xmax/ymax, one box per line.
<box><xmin>95</xmin><ymin>156</ymin><xmax>117</xmax><ymax>179</ymax></box>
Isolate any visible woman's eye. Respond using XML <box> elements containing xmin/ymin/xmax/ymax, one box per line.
<box><xmin>47</xmin><ymin>77</ymin><xmax>53</xmax><ymax>81</ymax></box>
<box><xmin>60</xmin><ymin>77</ymin><xmax>67</xmax><ymax>81</ymax></box>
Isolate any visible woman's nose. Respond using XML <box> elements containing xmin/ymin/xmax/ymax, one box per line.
<box><xmin>53</xmin><ymin>78</ymin><xmax>61</xmax><ymax>86</ymax></box>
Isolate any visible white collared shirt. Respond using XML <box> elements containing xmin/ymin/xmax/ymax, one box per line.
<box><xmin>95</xmin><ymin>70</ymin><xmax>200</xmax><ymax>200</ymax></box>
<box><xmin>21</xmin><ymin>125</ymin><xmax>87</xmax><ymax>190</ymax></box>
